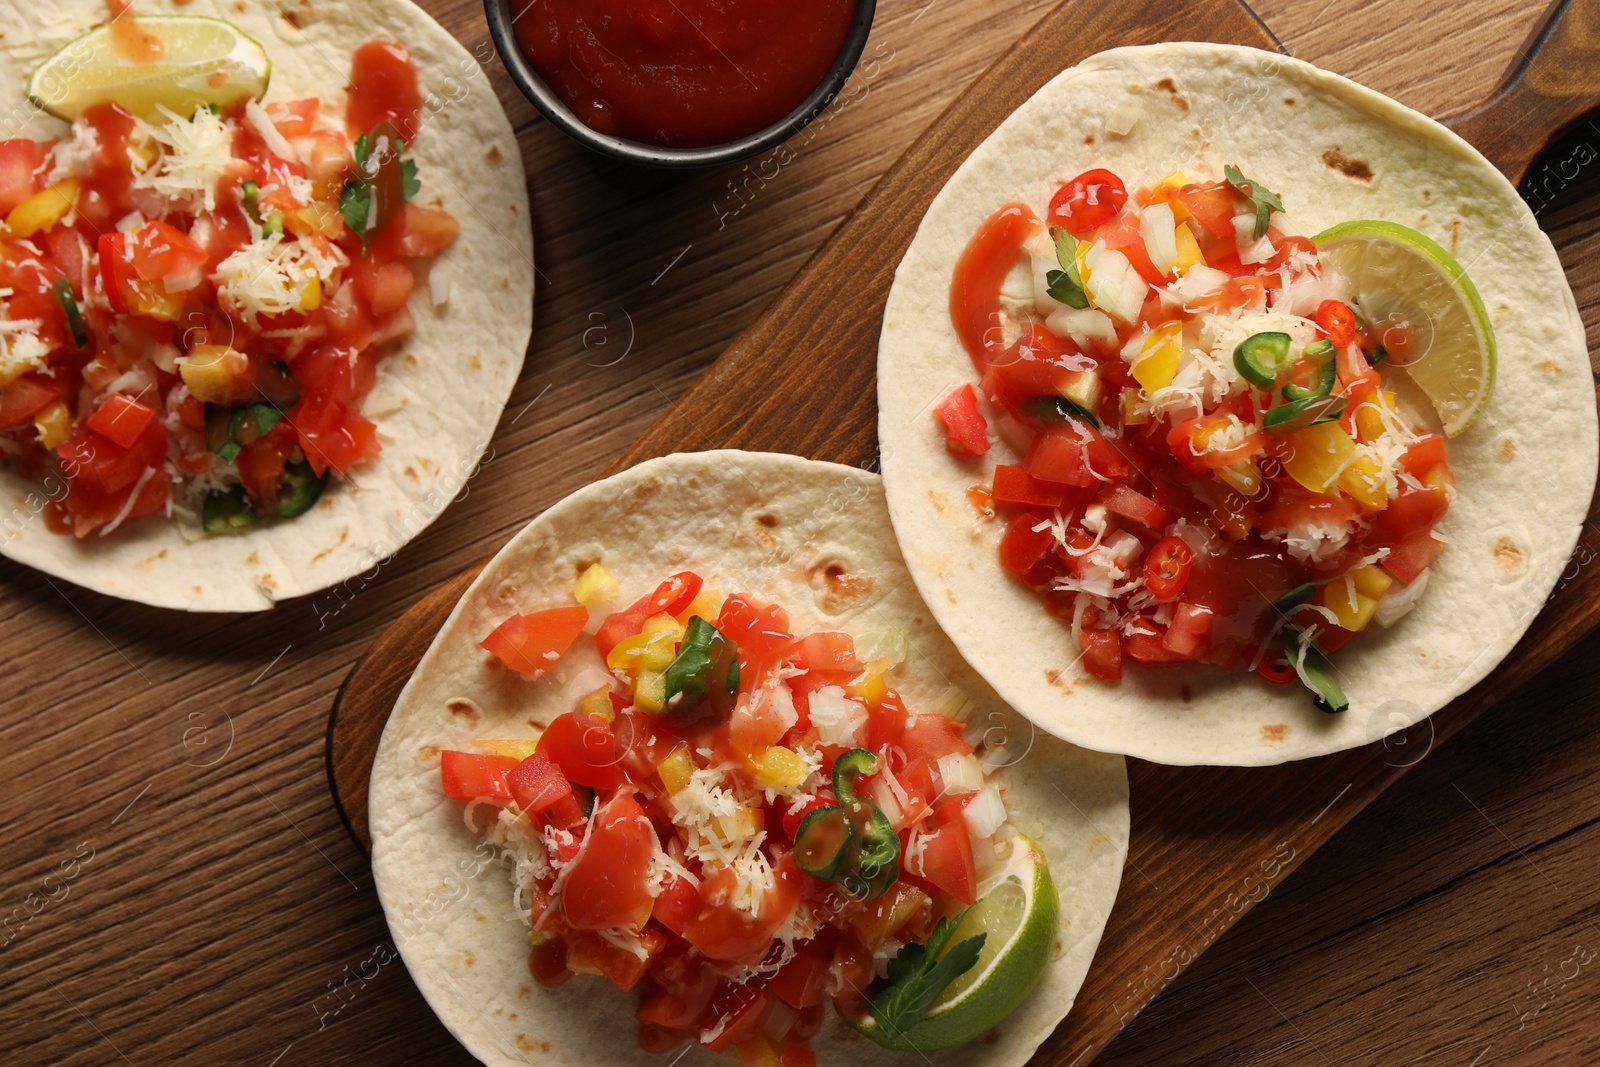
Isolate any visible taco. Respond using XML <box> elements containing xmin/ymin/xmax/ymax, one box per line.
<box><xmin>369</xmin><ymin>450</ymin><xmax>1129</xmax><ymax>1065</ymax></box>
<box><xmin>0</xmin><ymin>0</ymin><xmax>532</xmax><ymax>610</ymax></box>
<box><xmin>877</xmin><ymin>43</ymin><xmax>1595</xmax><ymax>765</ymax></box>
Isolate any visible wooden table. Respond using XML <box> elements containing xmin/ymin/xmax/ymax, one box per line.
<box><xmin>4</xmin><ymin>1</ymin><xmax>1595</xmax><ymax>1065</ymax></box>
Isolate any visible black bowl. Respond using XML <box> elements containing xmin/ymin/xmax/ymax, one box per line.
<box><xmin>483</xmin><ymin>0</ymin><xmax>877</xmax><ymax>169</ymax></box>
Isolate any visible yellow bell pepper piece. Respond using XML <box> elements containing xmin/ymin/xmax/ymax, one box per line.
<box><xmin>733</xmin><ymin>1036</ymin><xmax>782</xmax><ymax>1067</ymax></box>
<box><xmin>712</xmin><ymin>806</ymin><xmax>763</xmax><ymax>845</ymax></box>
<box><xmin>33</xmin><ymin>400</ymin><xmax>71</xmax><ymax>448</ymax></box>
<box><xmin>849</xmin><ymin>881</ymin><xmax>931</xmax><ymax>949</ymax></box>
<box><xmin>656</xmin><ymin>743</ymin><xmax>694</xmax><ymax>795</ymax></box>
<box><xmin>1119</xmin><ymin>387</ymin><xmax>1148</xmax><ymax>426</ymax></box>
<box><xmin>634</xmin><ymin>669</ymin><xmax>667</xmax><ymax>713</ymax></box>
<box><xmin>470</xmin><ymin>739</ymin><xmax>541</xmax><ymax>760</ymax></box>
<box><xmin>846</xmin><ymin>665</ymin><xmax>886</xmax><ymax>706</ymax></box>
<box><xmin>639</xmin><ymin>614</ymin><xmax>681</xmax><ymax>671</ymax></box>
<box><xmin>1423</xmin><ymin>465</ymin><xmax>1454</xmax><ymax>493</ymax></box>
<box><xmin>4</xmin><ymin>179</ymin><xmax>78</xmax><ymax>239</ymax></box>
<box><xmin>1352</xmin><ymin>563</ymin><xmax>1394</xmax><ymax>600</ymax></box>
<box><xmin>298</xmin><ymin>272</ymin><xmax>322</xmax><ymax>312</ymax></box>
<box><xmin>1173</xmin><ymin>221</ymin><xmax>1205</xmax><ymax>272</ymax></box>
<box><xmin>1354</xmin><ymin>390</ymin><xmax>1397</xmax><ymax>444</ymax></box>
<box><xmin>178</xmin><ymin>345</ymin><xmax>252</xmax><ymax>404</ymax></box>
<box><xmin>284</xmin><ymin>201</ymin><xmax>345</xmax><ymax>240</ymax></box>
<box><xmin>1338</xmin><ymin>453</ymin><xmax>1389</xmax><ymax>512</ymax></box>
<box><xmin>578</xmin><ymin>686</ymin><xmax>615</xmax><ymax>723</ymax></box>
<box><xmin>606</xmin><ymin>631</ymin><xmax>650</xmax><ymax>674</ymax></box>
<box><xmin>1284</xmin><ymin>423</ymin><xmax>1356</xmax><ymax>494</ymax></box>
<box><xmin>573</xmin><ymin>562</ymin><xmax>619</xmax><ymax>605</ymax></box>
<box><xmin>675</xmin><ymin>586</ymin><xmax>723</xmax><ymax>626</ymax></box>
<box><xmin>1323</xmin><ymin>578</ymin><xmax>1380</xmax><ymax>631</ymax></box>
<box><xmin>1131</xmin><ymin>320</ymin><xmax>1183</xmax><ymax>391</ymax></box>
<box><xmin>751</xmin><ymin>746</ymin><xmax>809</xmax><ymax>791</ymax></box>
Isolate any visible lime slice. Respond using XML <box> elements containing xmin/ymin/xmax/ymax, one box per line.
<box><xmin>27</xmin><ymin>16</ymin><xmax>270</xmax><ymax>122</ymax></box>
<box><xmin>1312</xmin><ymin>220</ymin><xmax>1496</xmax><ymax>437</ymax></box>
<box><xmin>853</xmin><ymin>834</ymin><xmax>1058</xmax><ymax>1051</ymax></box>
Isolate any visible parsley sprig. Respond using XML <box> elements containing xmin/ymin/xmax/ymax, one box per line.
<box><xmin>339</xmin><ymin>130</ymin><xmax>421</xmax><ymax>249</ymax></box>
<box><xmin>866</xmin><ymin>907</ymin><xmax>987</xmax><ymax>1040</ymax></box>
<box><xmin>1224</xmin><ymin>164</ymin><xmax>1284</xmax><ymax>241</ymax></box>
<box><xmin>1045</xmin><ymin>225</ymin><xmax>1090</xmax><ymax>309</ymax></box>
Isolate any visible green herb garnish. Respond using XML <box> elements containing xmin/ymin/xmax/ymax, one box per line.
<box><xmin>339</xmin><ymin>129</ymin><xmax>420</xmax><ymax>249</ymax></box>
<box><xmin>661</xmin><ymin>615</ymin><xmax>739</xmax><ymax>717</ymax></box>
<box><xmin>53</xmin><ymin>277</ymin><xmax>87</xmax><ymax>348</ymax></box>
<box><xmin>1045</xmin><ymin>225</ymin><xmax>1090</xmax><ymax>309</ymax></box>
<box><xmin>866</xmin><ymin>908</ymin><xmax>987</xmax><ymax>1041</ymax></box>
<box><xmin>1023</xmin><ymin>394</ymin><xmax>1100</xmax><ymax>429</ymax></box>
<box><xmin>1224</xmin><ymin>164</ymin><xmax>1284</xmax><ymax>241</ymax></box>
<box><xmin>1283</xmin><ymin>625</ymin><xmax>1349</xmax><ymax>714</ymax></box>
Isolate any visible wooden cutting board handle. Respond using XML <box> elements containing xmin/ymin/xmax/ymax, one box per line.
<box><xmin>1446</xmin><ymin>0</ymin><xmax>1600</xmax><ymax>186</ymax></box>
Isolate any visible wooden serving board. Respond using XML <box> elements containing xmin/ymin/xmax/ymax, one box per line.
<box><xmin>329</xmin><ymin>0</ymin><xmax>1600</xmax><ymax>1062</ymax></box>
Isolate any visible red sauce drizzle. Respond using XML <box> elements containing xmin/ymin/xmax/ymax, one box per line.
<box><xmin>948</xmin><ymin>203</ymin><xmax>1041</xmax><ymax>369</ymax></box>
<box><xmin>346</xmin><ymin>41</ymin><xmax>424</xmax><ymax>144</ymax></box>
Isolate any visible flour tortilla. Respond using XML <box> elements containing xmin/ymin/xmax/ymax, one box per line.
<box><xmin>877</xmin><ymin>43</ymin><xmax>1596</xmax><ymax>765</ymax></box>
<box><xmin>370</xmin><ymin>451</ymin><xmax>1129</xmax><ymax>1066</ymax></box>
<box><xmin>0</xmin><ymin>0</ymin><xmax>533</xmax><ymax>611</ymax></box>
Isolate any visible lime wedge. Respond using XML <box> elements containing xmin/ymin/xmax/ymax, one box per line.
<box><xmin>27</xmin><ymin>16</ymin><xmax>270</xmax><ymax>122</ymax></box>
<box><xmin>1312</xmin><ymin>220</ymin><xmax>1496</xmax><ymax>437</ymax></box>
<box><xmin>853</xmin><ymin>834</ymin><xmax>1058</xmax><ymax>1051</ymax></box>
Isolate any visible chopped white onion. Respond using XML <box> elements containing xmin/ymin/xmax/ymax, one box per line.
<box><xmin>963</xmin><ymin>784</ymin><xmax>1007</xmax><ymax>841</ymax></box>
<box><xmin>1375</xmin><ymin>568</ymin><xmax>1431</xmax><ymax>628</ymax></box>
<box><xmin>853</xmin><ymin>628</ymin><xmax>907</xmax><ymax>668</ymax></box>
<box><xmin>936</xmin><ymin>753</ymin><xmax>984</xmax><ymax>796</ymax></box>
<box><xmin>808</xmin><ymin>686</ymin><xmax>866</xmax><ymax>748</ymax></box>
<box><xmin>930</xmin><ymin>684</ymin><xmax>974</xmax><ymax>723</ymax></box>
<box><xmin>1045</xmin><ymin>305</ymin><xmax>1118</xmax><ymax>351</ymax></box>
<box><xmin>868</xmin><ymin>776</ymin><xmax>905</xmax><ymax>830</ymax></box>
<box><xmin>1140</xmin><ymin>202</ymin><xmax>1177</xmax><ymax>277</ymax></box>
<box><xmin>429</xmin><ymin>267</ymin><xmax>450</xmax><ymax>307</ymax></box>
<box><xmin>1083</xmin><ymin>241</ymin><xmax>1148</xmax><ymax>323</ymax></box>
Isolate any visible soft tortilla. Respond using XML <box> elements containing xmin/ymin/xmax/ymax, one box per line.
<box><xmin>877</xmin><ymin>43</ymin><xmax>1596</xmax><ymax>765</ymax></box>
<box><xmin>370</xmin><ymin>450</ymin><xmax>1129</xmax><ymax>1066</ymax></box>
<box><xmin>0</xmin><ymin>0</ymin><xmax>533</xmax><ymax>611</ymax></box>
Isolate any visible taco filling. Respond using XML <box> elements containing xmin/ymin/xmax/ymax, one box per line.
<box><xmin>939</xmin><ymin>167</ymin><xmax>1487</xmax><ymax>713</ymax></box>
<box><xmin>0</xmin><ymin>24</ymin><xmax>457</xmax><ymax>538</ymax></box>
<box><xmin>436</xmin><ymin>566</ymin><xmax>1055</xmax><ymax>1062</ymax></box>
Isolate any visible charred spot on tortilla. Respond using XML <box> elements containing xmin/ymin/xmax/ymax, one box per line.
<box><xmin>1260</xmin><ymin>724</ymin><xmax>1289</xmax><ymax>742</ymax></box>
<box><xmin>1322</xmin><ymin>147</ymin><xmax>1373</xmax><ymax>182</ymax></box>
<box><xmin>1084</xmin><ymin>133</ymin><xmax>1096</xmax><ymax>145</ymax></box>
<box><xmin>756</xmin><ymin>512</ymin><xmax>779</xmax><ymax>527</ymax></box>
<box><xmin>1493</xmin><ymin>534</ymin><xmax>1526</xmax><ymax>579</ymax></box>
<box><xmin>1499</xmin><ymin>437</ymin><xmax>1516</xmax><ymax>460</ymax></box>
<box><xmin>446</xmin><ymin>698</ymin><xmax>481</xmax><ymax>725</ymax></box>
<box><xmin>1449</xmin><ymin>218</ymin><xmax>1462</xmax><ymax>252</ymax></box>
<box><xmin>1154</xmin><ymin>77</ymin><xmax>1189</xmax><ymax>112</ymax></box>
<box><xmin>1422</xmin><ymin>189</ymin><xmax>1433</xmax><ymax>202</ymax></box>
<box><xmin>484</xmin><ymin>143</ymin><xmax>502</xmax><ymax>163</ymax></box>
<box><xmin>1285</xmin><ymin>96</ymin><xmax>1296</xmax><ymax>107</ymax></box>
<box><xmin>807</xmin><ymin>557</ymin><xmax>874</xmax><ymax>613</ymax></box>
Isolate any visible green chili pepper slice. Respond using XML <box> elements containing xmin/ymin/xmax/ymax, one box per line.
<box><xmin>794</xmin><ymin>805</ymin><xmax>855</xmax><ymax>881</ymax></box>
<box><xmin>1023</xmin><ymin>394</ymin><xmax>1100</xmax><ymax>429</ymax></box>
<box><xmin>202</xmin><ymin>485</ymin><xmax>256</xmax><ymax>534</ymax></box>
<box><xmin>830</xmin><ymin>749</ymin><xmax>901</xmax><ymax>900</ymax></box>
<box><xmin>832</xmin><ymin>748</ymin><xmax>879</xmax><ymax>804</ymax></box>
<box><xmin>53</xmin><ymin>278</ymin><xmax>87</xmax><ymax>349</ymax></box>
<box><xmin>1233</xmin><ymin>332</ymin><xmax>1292</xmax><ymax>388</ymax></box>
<box><xmin>1282</xmin><ymin>339</ymin><xmax>1336</xmax><ymax>401</ymax></box>
<box><xmin>276</xmin><ymin>459</ymin><xmax>328</xmax><ymax>518</ymax></box>
<box><xmin>241</xmin><ymin>179</ymin><xmax>259</xmax><ymax>219</ymax></box>
<box><xmin>1273</xmin><ymin>582</ymin><xmax>1317</xmax><ymax>615</ymax></box>
<box><xmin>1283</xmin><ymin>625</ymin><xmax>1349</xmax><ymax>714</ymax></box>
<box><xmin>1263</xmin><ymin>394</ymin><xmax>1347</xmax><ymax>433</ymax></box>
<box><xmin>661</xmin><ymin>616</ymin><xmax>740</xmax><ymax>718</ymax></box>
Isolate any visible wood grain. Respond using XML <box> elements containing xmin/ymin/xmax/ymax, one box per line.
<box><xmin>4</xmin><ymin>4</ymin><xmax>1596</xmax><ymax>1067</ymax></box>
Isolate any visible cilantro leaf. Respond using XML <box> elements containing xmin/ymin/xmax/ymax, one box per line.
<box><xmin>402</xmin><ymin>157</ymin><xmax>420</xmax><ymax>200</ymax></box>
<box><xmin>1046</xmin><ymin>226</ymin><xmax>1090</xmax><ymax>309</ymax></box>
<box><xmin>866</xmin><ymin>908</ymin><xmax>987</xmax><ymax>1041</ymax></box>
<box><xmin>339</xmin><ymin>130</ymin><xmax>422</xmax><ymax>251</ymax></box>
<box><xmin>1224</xmin><ymin>164</ymin><xmax>1284</xmax><ymax>241</ymax></box>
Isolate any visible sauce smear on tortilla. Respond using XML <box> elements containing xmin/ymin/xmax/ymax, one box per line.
<box><xmin>347</xmin><ymin>41</ymin><xmax>424</xmax><ymax>144</ymax></box>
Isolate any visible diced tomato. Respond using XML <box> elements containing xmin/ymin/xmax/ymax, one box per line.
<box><xmin>57</xmin><ymin>417</ymin><xmax>167</xmax><ymax>494</ymax></box>
<box><xmin>898</xmin><ymin>714</ymin><xmax>972</xmax><ymax>763</ymax></box>
<box><xmin>1143</xmin><ymin>535</ymin><xmax>1193</xmax><ymax>601</ymax></box>
<box><xmin>1316</xmin><ymin>299</ymin><xmax>1358</xmax><ymax>348</ymax></box>
<box><xmin>57</xmin><ymin>472</ymin><xmax>170</xmax><ymax>539</ymax></box>
<box><xmin>1099</xmin><ymin>485</ymin><xmax>1170</xmax><ymax>529</ymax></box>
<box><xmin>1174</xmin><ymin>181</ymin><xmax>1242</xmax><ymax>240</ymax></box>
<box><xmin>791</xmin><ymin>631</ymin><xmax>856</xmax><ymax>672</ymax></box>
<box><xmin>1047</xmin><ymin>169</ymin><xmax>1129</xmax><ymax>235</ymax></box>
<box><xmin>127</xmin><ymin>220</ymin><xmax>208</xmax><ymax>291</ymax></box>
<box><xmin>0</xmin><ymin>139</ymin><xmax>50</xmax><ymax>216</ymax></box>
<box><xmin>0</xmin><ymin>374</ymin><xmax>64</xmax><ymax>430</ymax></box>
<box><xmin>351</xmin><ymin>257</ymin><xmax>415</xmax><ymax>318</ymax></box>
<box><xmin>1167</xmin><ymin>414</ymin><xmax>1266</xmax><ymax>470</ymax></box>
<box><xmin>1124</xmin><ymin>629</ymin><xmax>1190</xmax><ymax>663</ymax></box>
<box><xmin>267</xmin><ymin>98</ymin><xmax>321</xmax><ymax>137</ymax></box>
<box><xmin>991</xmin><ymin>464</ymin><xmax>1071</xmax><ymax>510</ymax></box>
<box><xmin>684</xmin><ymin>854</ymin><xmax>802</xmax><ymax>964</ymax></box>
<box><xmin>507</xmin><ymin>752</ymin><xmax>572</xmax><ymax>813</ymax></box>
<box><xmin>650</xmin><ymin>873</ymin><xmax>700</xmax><ymax>936</ymax></box>
<box><xmin>979</xmin><ymin>325</ymin><xmax>1094</xmax><ymax>419</ymax></box>
<box><xmin>439</xmin><ymin>750</ymin><xmax>517</xmax><ymax>801</ymax></box>
<box><xmin>933</xmin><ymin>382</ymin><xmax>989</xmax><ymax>458</ymax></box>
<box><xmin>1100</xmin><ymin>220</ymin><xmax>1167</xmax><ymax>285</ymax></box>
<box><xmin>998</xmin><ymin>510</ymin><xmax>1054</xmax><ymax>580</ymax></box>
<box><xmin>766</xmin><ymin>943</ymin><xmax>829</xmax><ymax>1010</ymax></box>
<box><xmin>235</xmin><ymin>421</ymin><xmax>297</xmax><ymax>511</ymax></box>
<box><xmin>728</xmin><ymin>691</ymin><xmax>790</xmax><ymax>758</ymax></box>
<box><xmin>1399</xmin><ymin>435</ymin><xmax>1447</xmax><ymax>479</ymax></box>
<box><xmin>715</xmin><ymin>593</ymin><xmax>794</xmax><ymax>666</ymax></box>
<box><xmin>369</xmin><ymin>203</ymin><xmax>461</xmax><ymax>260</ymax></box>
<box><xmin>781</xmin><ymin>1045</ymin><xmax>818</xmax><ymax>1067</ymax></box>
<box><xmin>85</xmin><ymin>394</ymin><xmax>156</xmax><ymax>450</ymax></box>
<box><xmin>1025</xmin><ymin>423</ymin><xmax>1128</xmax><ymax>487</ymax></box>
<box><xmin>1163</xmin><ymin>603</ymin><xmax>1214</xmax><ymax>657</ymax></box>
<box><xmin>701</xmin><ymin>984</ymin><xmax>770</xmax><ymax>1053</ymax></box>
<box><xmin>1192</xmin><ymin>275</ymin><xmax>1267</xmax><ymax>314</ymax></box>
<box><xmin>864</xmin><ymin>692</ymin><xmax>911</xmax><ymax>752</ymax></box>
<box><xmin>480</xmin><ymin>606</ymin><xmax>590</xmax><ymax>681</ymax></box>
<box><xmin>536</xmin><ymin>711</ymin><xmax>622</xmax><ymax>791</ymax></box>
<box><xmin>560</xmin><ymin>793</ymin><xmax>658</xmax><ymax>932</ymax></box>
<box><xmin>291</xmin><ymin>398</ymin><xmax>380</xmax><ymax>476</ymax></box>
<box><xmin>1266</xmin><ymin>234</ymin><xmax>1317</xmax><ymax>270</ymax></box>
<box><xmin>566</xmin><ymin>926</ymin><xmax>665</xmax><ymax>992</ymax></box>
<box><xmin>1383</xmin><ymin>531</ymin><xmax>1445</xmax><ymax>584</ymax></box>
<box><xmin>1078</xmin><ymin>619</ymin><xmax>1122</xmax><ymax>681</ymax></box>
<box><xmin>596</xmin><ymin>572</ymin><xmax>704</xmax><ymax>657</ymax></box>
<box><xmin>539</xmin><ymin>793</ymin><xmax>588</xmax><ymax>838</ymax></box>
<box><xmin>910</xmin><ymin>817</ymin><xmax>977</xmax><ymax>904</ymax></box>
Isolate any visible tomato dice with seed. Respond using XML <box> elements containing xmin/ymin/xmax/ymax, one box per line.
<box><xmin>933</xmin><ymin>382</ymin><xmax>989</xmax><ymax>458</ymax></box>
<box><xmin>999</xmin><ymin>510</ymin><xmax>1054</xmax><ymax>579</ymax></box>
<box><xmin>1099</xmin><ymin>485</ymin><xmax>1170</xmax><ymax>529</ymax></box>
<box><xmin>480</xmin><ymin>606</ymin><xmax>589</xmax><ymax>681</ymax></box>
<box><xmin>439</xmin><ymin>750</ymin><xmax>518</xmax><ymax>800</ymax></box>
<box><xmin>909</xmin><ymin>817</ymin><xmax>977</xmax><ymax>904</ymax></box>
<box><xmin>992</xmin><ymin>464</ymin><xmax>1071</xmax><ymax>510</ymax></box>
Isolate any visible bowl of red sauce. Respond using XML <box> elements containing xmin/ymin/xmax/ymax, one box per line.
<box><xmin>484</xmin><ymin>0</ymin><xmax>876</xmax><ymax>168</ymax></box>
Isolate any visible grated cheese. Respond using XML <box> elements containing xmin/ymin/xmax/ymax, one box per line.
<box><xmin>131</xmin><ymin>105</ymin><xmax>243</xmax><ymax>214</ymax></box>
